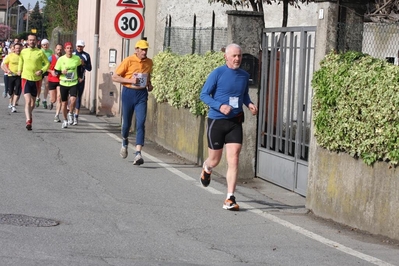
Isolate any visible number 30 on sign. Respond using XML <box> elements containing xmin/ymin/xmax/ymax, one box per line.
<box><xmin>114</xmin><ymin>9</ymin><xmax>144</xmax><ymax>39</ymax></box>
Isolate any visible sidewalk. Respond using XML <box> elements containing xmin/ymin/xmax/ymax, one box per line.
<box><xmin>97</xmin><ymin>108</ymin><xmax>307</xmax><ymax>212</ymax></box>
<box><xmin>98</xmin><ymin>109</ymin><xmax>399</xmax><ymax>252</ymax></box>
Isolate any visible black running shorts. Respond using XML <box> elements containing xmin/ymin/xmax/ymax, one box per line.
<box><xmin>60</xmin><ymin>84</ymin><xmax>78</xmax><ymax>102</ymax></box>
<box><xmin>48</xmin><ymin>81</ymin><xmax>59</xmax><ymax>90</ymax></box>
<box><xmin>22</xmin><ymin>79</ymin><xmax>41</xmax><ymax>97</ymax></box>
<box><xmin>206</xmin><ymin>117</ymin><xmax>243</xmax><ymax>150</ymax></box>
<box><xmin>8</xmin><ymin>76</ymin><xmax>21</xmax><ymax>96</ymax></box>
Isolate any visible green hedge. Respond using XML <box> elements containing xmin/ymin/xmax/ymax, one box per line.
<box><xmin>151</xmin><ymin>51</ymin><xmax>225</xmax><ymax>116</ymax></box>
<box><xmin>312</xmin><ymin>51</ymin><xmax>399</xmax><ymax>166</ymax></box>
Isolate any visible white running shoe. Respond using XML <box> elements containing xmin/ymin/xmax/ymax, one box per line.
<box><xmin>62</xmin><ymin>120</ymin><xmax>68</xmax><ymax>128</ymax></box>
<box><xmin>67</xmin><ymin>112</ymin><xmax>73</xmax><ymax>125</ymax></box>
<box><xmin>120</xmin><ymin>146</ymin><xmax>128</xmax><ymax>159</ymax></box>
<box><xmin>73</xmin><ymin>115</ymin><xmax>78</xmax><ymax>125</ymax></box>
<box><xmin>11</xmin><ymin>106</ymin><xmax>16</xmax><ymax>113</ymax></box>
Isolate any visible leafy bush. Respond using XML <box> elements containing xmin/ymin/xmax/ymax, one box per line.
<box><xmin>151</xmin><ymin>51</ymin><xmax>225</xmax><ymax>116</ymax></box>
<box><xmin>312</xmin><ymin>51</ymin><xmax>399</xmax><ymax>165</ymax></box>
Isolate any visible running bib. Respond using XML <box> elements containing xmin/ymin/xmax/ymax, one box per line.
<box><xmin>132</xmin><ymin>73</ymin><xmax>148</xmax><ymax>87</ymax></box>
<box><xmin>229</xmin><ymin>97</ymin><xmax>239</xmax><ymax>108</ymax></box>
<box><xmin>65</xmin><ymin>71</ymin><xmax>75</xmax><ymax>80</ymax></box>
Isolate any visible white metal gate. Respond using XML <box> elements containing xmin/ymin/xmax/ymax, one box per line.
<box><xmin>256</xmin><ymin>26</ymin><xmax>316</xmax><ymax>196</ymax></box>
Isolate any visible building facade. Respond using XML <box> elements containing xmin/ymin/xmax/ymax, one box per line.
<box><xmin>76</xmin><ymin>0</ymin><xmax>317</xmax><ymax>116</ymax></box>
<box><xmin>0</xmin><ymin>0</ymin><xmax>27</xmax><ymax>40</ymax></box>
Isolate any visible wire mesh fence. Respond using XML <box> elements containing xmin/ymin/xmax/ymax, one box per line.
<box><xmin>163</xmin><ymin>26</ymin><xmax>228</xmax><ymax>55</ymax></box>
<box><xmin>166</xmin><ymin>22</ymin><xmax>399</xmax><ymax>63</ymax></box>
<box><xmin>337</xmin><ymin>22</ymin><xmax>399</xmax><ymax>64</ymax></box>
<box><xmin>54</xmin><ymin>31</ymin><xmax>76</xmax><ymax>47</ymax></box>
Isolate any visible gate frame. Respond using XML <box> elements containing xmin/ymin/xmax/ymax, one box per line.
<box><xmin>256</xmin><ymin>26</ymin><xmax>316</xmax><ymax>197</ymax></box>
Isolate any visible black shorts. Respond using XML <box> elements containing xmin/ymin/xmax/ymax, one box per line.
<box><xmin>48</xmin><ymin>81</ymin><xmax>59</xmax><ymax>90</ymax></box>
<box><xmin>206</xmin><ymin>116</ymin><xmax>243</xmax><ymax>150</ymax></box>
<box><xmin>8</xmin><ymin>76</ymin><xmax>21</xmax><ymax>96</ymax></box>
<box><xmin>60</xmin><ymin>84</ymin><xmax>78</xmax><ymax>102</ymax></box>
<box><xmin>22</xmin><ymin>79</ymin><xmax>41</xmax><ymax>97</ymax></box>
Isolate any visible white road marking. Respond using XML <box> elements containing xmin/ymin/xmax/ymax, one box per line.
<box><xmin>240</xmin><ymin>202</ymin><xmax>395</xmax><ymax>266</ymax></box>
<box><xmin>93</xmin><ymin>120</ymin><xmax>394</xmax><ymax>266</ymax></box>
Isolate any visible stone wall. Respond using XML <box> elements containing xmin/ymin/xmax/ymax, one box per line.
<box><xmin>306</xmin><ymin>147</ymin><xmax>399</xmax><ymax>240</ymax></box>
<box><xmin>308</xmin><ymin>1</ymin><xmax>399</xmax><ymax>241</ymax></box>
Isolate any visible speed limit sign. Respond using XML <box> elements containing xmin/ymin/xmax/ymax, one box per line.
<box><xmin>114</xmin><ymin>9</ymin><xmax>144</xmax><ymax>39</ymax></box>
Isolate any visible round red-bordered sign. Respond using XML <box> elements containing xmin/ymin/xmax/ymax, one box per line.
<box><xmin>114</xmin><ymin>9</ymin><xmax>144</xmax><ymax>39</ymax></box>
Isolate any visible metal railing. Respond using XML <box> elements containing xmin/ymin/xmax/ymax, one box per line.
<box><xmin>163</xmin><ymin>12</ymin><xmax>227</xmax><ymax>55</ymax></box>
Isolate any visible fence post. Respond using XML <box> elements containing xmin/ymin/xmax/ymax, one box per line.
<box><xmin>211</xmin><ymin>11</ymin><xmax>215</xmax><ymax>51</ymax></box>
<box><xmin>163</xmin><ymin>15</ymin><xmax>168</xmax><ymax>49</ymax></box>
<box><xmin>168</xmin><ymin>15</ymin><xmax>171</xmax><ymax>48</ymax></box>
<box><xmin>192</xmin><ymin>14</ymin><xmax>196</xmax><ymax>54</ymax></box>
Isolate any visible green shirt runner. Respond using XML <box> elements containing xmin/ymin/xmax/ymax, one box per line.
<box><xmin>42</xmin><ymin>48</ymin><xmax>53</xmax><ymax>58</ymax></box>
<box><xmin>54</xmin><ymin>54</ymin><xmax>82</xmax><ymax>87</ymax></box>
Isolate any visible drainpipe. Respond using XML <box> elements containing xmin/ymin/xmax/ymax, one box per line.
<box><xmin>90</xmin><ymin>0</ymin><xmax>101</xmax><ymax>114</ymax></box>
<box><xmin>141</xmin><ymin>0</ymin><xmax>145</xmax><ymax>39</ymax></box>
<box><xmin>124</xmin><ymin>39</ymin><xmax>130</xmax><ymax>58</ymax></box>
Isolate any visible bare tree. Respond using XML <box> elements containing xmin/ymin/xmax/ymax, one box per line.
<box><xmin>208</xmin><ymin>0</ymin><xmax>311</xmax><ymax>27</ymax></box>
<box><xmin>366</xmin><ymin>0</ymin><xmax>399</xmax><ymax>22</ymax></box>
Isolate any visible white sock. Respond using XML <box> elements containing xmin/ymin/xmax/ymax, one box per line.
<box><xmin>227</xmin><ymin>193</ymin><xmax>234</xmax><ymax>199</ymax></box>
<box><xmin>203</xmin><ymin>161</ymin><xmax>213</xmax><ymax>172</ymax></box>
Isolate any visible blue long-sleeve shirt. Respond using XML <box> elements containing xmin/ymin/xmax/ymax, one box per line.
<box><xmin>200</xmin><ymin>65</ymin><xmax>252</xmax><ymax>119</ymax></box>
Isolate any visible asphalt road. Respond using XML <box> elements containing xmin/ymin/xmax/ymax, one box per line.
<box><xmin>0</xmin><ymin>73</ymin><xmax>398</xmax><ymax>266</ymax></box>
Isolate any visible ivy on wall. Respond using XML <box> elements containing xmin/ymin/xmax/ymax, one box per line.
<box><xmin>312</xmin><ymin>51</ymin><xmax>399</xmax><ymax>166</ymax></box>
<box><xmin>151</xmin><ymin>51</ymin><xmax>225</xmax><ymax>116</ymax></box>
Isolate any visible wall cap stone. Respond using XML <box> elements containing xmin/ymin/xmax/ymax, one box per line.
<box><xmin>226</xmin><ymin>10</ymin><xmax>264</xmax><ymax>17</ymax></box>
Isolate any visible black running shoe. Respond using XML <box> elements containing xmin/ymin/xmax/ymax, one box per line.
<box><xmin>133</xmin><ymin>153</ymin><xmax>144</xmax><ymax>165</ymax></box>
<box><xmin>223</xmin><ymin>195</ymin><xmax>239</xmax><ymax>211</ymax></box>
<box><xmin>200</xmin><ymin>167</ymin><xmax>211</xmax><ymax>187</ymax></box>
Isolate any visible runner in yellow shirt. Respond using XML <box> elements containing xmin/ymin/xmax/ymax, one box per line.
<box><xmin>17</xmin><ymin>34</ymin><xmax>50</xmax><ymax>130</ymax></box>
<box><xmin>3</xmin><ymin>43</ymin><xmax>22</xmax><ymax>113</ymax></box>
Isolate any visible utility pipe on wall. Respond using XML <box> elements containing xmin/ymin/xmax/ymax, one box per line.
<box><xmin>90</xmin><ymin>34</ymin><xmax>99</xmax><ymax>114</ymax></box>
<box><xmin>90</xmin><ymin>0</ymin><xmax>101</xmax><ymax>114</ymax></box>
<box><xmin>141</xmin><ymin>0</ymin><xmax>146</xmax><ymax>39</ymax></box>
<box><xmin>124</xmin><ymin>39</ymin><xmax>130</xmax><ymax>58</ymax></box>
